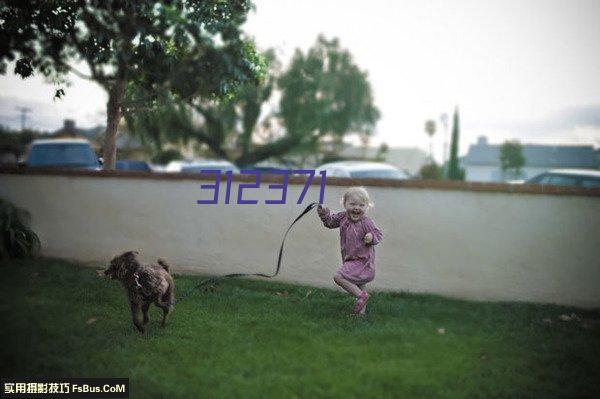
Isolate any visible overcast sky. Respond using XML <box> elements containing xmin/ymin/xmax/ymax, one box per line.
<box><xmin>1</xmin><ymin>0</ymin><xmax>599</xmax><ymax>161</ymax></box>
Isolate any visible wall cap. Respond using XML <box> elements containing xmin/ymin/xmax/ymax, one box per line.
<box><xmin>1</xmin><ymin>166</ymin><xmax>599</xmax><ymax>197</ymax></box>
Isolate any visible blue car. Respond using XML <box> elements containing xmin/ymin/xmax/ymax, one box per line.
<box><xmin>116</xmin><ymin>160</ymin><xmax>152</xmax><ymax>172</ymax></box>
<box><xmin>26</xmin><ymin>139</ymin><xmax>101</xmax><ymax>170</ymax></box>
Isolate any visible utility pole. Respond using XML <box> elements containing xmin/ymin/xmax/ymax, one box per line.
<box><xmin>439</xmin><ymin>113</ymin><xmax>449</xmax><ymax>166</ymax></box>
<box><xmin>16</xmin><ymin>107</ymin><xmax>32</xmax><ymax>130</ymax></box>
<box><xmin>439</xmin><ymin>113</ymin><xmax>449</xmax><ymax>179</ymax></box>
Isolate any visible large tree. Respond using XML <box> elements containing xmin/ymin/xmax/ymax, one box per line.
<box><xmin>0</xmin><ymin>0</ymin><xmax>263</xmax><ymax>169</ymax></box>
<box><xmin>277</xmin><ymin>36</ymin><xmax>380</xmax><ymax>164</ymax></box>
<box><xmin>499</xmin><ymin>140</ymin><xmax>525</xmax><ymax>180</ymax></box>
<box><xmin>126</xmin><ymin>35</ymin><xmax>380</xmax><ymax>167</ymax></box>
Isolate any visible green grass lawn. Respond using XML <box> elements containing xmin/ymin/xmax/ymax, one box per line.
<box><xmin>1</xmin><ymin>258</ymin><xmax>599</xmax><ymax>399</ymax></box>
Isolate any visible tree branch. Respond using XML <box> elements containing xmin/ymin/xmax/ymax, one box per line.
<box><xmin>193</xmin><ymin>103</ymin><xmax>226</xmax><ymax>146</ymax></box>
<box><xmin>164</xmin><ymin>103</ymin><xmax>228</xmax><ymax>159</ymax></box>
<box><xmin>235</xmin><ymin>133</ymin><xmax>306</xmax><ymax>166</ymax></box>
<box><xmin>67</xmin><ymin>30</ymin><xmax>110</xmax><ymax>86</ymax></box>
<box><xmin>59</xmin><ymin>61</ymin><xmax>94</xmax><ymax>81</ymax></box>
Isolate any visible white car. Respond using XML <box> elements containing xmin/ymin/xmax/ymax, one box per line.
<box><xmin>316</xmin><ymin>161</ymin><xmax>409</xmax><ymax>180</ymax></box>
<box><xmin>525</xmin><ymin>169</ymin><xmax>600</xmax><ymax>188</ymax></box>
<box><xmin>169</xmin><ymin>159</ymin><xmax>240</xmax><ymax>174</ymax></box>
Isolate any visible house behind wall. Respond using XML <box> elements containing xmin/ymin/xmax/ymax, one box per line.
<box><xmin>463</xmin><ymin>136</ymin><xmax>599</xmax><ymax>182</ymax></box>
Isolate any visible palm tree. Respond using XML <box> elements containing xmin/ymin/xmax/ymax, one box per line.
<box><xmin>424</xmin><ymin>119</ymin><xmax>436</xmax><ymax>161</ymax></box>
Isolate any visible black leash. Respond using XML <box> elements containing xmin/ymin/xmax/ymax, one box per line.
<box><xmin>174</xmin><ymin>202</ymin><xmax>319</xmax><ymax>304</ymax></box>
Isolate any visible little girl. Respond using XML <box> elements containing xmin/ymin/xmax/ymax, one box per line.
<box><xmin>317</xmin><ymin>186</ymin><xmax>383</xmax><ymax>315</ymax></box>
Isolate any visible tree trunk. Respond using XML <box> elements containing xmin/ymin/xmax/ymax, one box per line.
<box><xmin>103</xmin><ymin>79</ymin><xmax>126</xmax><ymax>170</ymax></box>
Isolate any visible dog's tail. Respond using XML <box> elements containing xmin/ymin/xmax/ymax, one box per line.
<box><xmin>157</xmin><ymin>258</ymin><xmax>171</xmax><ymax>272</ymax></box>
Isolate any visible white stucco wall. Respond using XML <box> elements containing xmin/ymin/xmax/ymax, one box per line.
<box><xmin>1</xmin><ymin>173</ymin><xmax>599</xmax><ymax>308</ymax></box>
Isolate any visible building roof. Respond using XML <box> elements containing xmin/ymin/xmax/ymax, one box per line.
<box><xmin>464</xmin><ymin>136</ymin><xmax>598</xmax><ymax>168</ymax></box>
<box><xmin>52</xmin><ymin>119</ymin><xmax>104</xmax><ymax>140</ymax></box>
<box><xmin>51</xmin><ymin>119</ymin><xmax>145</xmax><ymax>150</ymax></box>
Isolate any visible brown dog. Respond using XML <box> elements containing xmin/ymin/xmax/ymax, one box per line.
<box><xmin>105</xmin><ymin>251</ymin><xmax>175</xmax><ymax>332</ymax></box>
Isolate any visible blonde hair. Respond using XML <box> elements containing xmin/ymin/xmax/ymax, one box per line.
<box><xmin>341</xmin><ymin>186</ymin><xmax>374</xmax><ymax>208</ymax></box>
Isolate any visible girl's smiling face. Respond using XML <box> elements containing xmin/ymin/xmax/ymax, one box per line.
<box><xmin>344</xmin><ymin>194</ymin><xmax>367</xmax><ymax>222</ymax></box>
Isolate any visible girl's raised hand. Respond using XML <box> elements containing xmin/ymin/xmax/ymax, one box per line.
<box><xmin>317</xmin><ymin>205</ymin><xmax>328</xmax><ymax>216</ymax></box>
<box><xmin>364</xmin><ymin>233</ymin><xmax>373</xmax><ymax>244</ymax></box>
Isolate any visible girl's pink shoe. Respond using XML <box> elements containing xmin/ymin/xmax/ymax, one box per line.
<box><xmin>354</xmin><ymin>291</ymin><xmax>370</xmax><ymax>314</ymax></box>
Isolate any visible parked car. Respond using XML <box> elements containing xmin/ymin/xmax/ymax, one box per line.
<box><xmin>525</xmin><ymin>169</ymin><xmax>600</xmax><ymax>188</ymax></box>
<box><xmin>244</xmin><ymin>161</ymin><xmax>294</xmax><ymax>173</ymax></box>
<box><xmin>316</xmin><ymin>161</ymin><xmax>409</xmax><ymax>180</ymax></box>
<box><xmin>178</xmin><ymin>159</ymin><xmax>240</xmax><ymax>174</ymax></box>
<box><xmin>26</xmin><ymin>138</ymin><xmax>101</xmax><ymax>170</ymax></box>
<box><xmin>115</xmin><ymin>160</ymin><xmax>152</xmax><ymax>172</ymax></box>
<box><xmin>164</xmin><ymin>160</ymin><xmax>192</xmax><ymax>173</ymax></box>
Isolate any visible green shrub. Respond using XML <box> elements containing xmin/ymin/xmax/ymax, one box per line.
<box><xmin>0</xmin><ymin>198</ymin><xmax>40</xmax><ymax>259</ymax></box>
<box><xmin>419</xmin><ymin>161</ymin><xmax>443</xmax><ymax>180</ymax></box>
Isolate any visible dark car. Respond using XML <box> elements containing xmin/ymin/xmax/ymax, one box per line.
<box><xmin>115</xmin><ymin>160</ymin><xmax>152</xmax><ymax>172</ymax></box>
<box><xmin>26</xmin><ymin>139</ymin><xmax>100</xmax><ymax>170</ymax></box>
<box><xmin>525</xmin><ymin>169</ymin><xmax>600</xmax><ymax>188</ymax></box>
